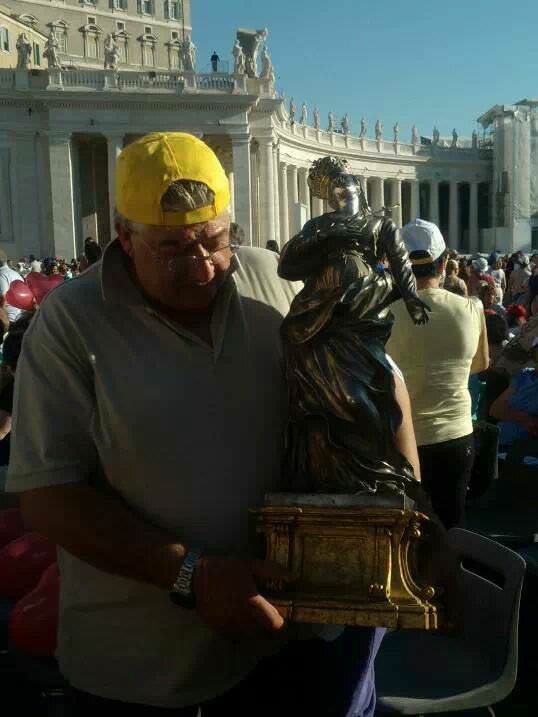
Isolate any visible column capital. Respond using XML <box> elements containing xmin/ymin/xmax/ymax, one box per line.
<box><xmin>44</xmin><ymin>129</ymin><xmax>72</xmax><ymax>144</ymax></box>
<box><xmin>229</xmin><ymin>132</ymin><xmax>251</xmax><ymax>146</ymax></box>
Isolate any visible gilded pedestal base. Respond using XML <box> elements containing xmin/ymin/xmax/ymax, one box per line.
<box><xmin>251</xmin><ymin>504</ymin><xmax>444</xmax><ymax>630</ymax></box>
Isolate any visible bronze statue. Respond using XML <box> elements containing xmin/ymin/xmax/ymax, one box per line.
<box><xmin>278</xmin><ymin>157</ymin><xmax>429</xmax><ymax>497</ymax></box>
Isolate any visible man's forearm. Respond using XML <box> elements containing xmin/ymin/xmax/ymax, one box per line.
<box><xmin>20</xmin><ymin>483</ymin><xmax>187</xmax><ymax>590</ymax></box>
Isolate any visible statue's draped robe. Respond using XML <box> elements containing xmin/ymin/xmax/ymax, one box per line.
<box><xmin>278</xmin><ymin>211</ymin><xmax>420</xmax><ymax>496</ymax></box>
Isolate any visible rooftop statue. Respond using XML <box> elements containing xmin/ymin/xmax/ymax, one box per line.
<box><xmin>360</xmin><ymin>117</ymin><xmax>367</xmax><ymax>138</ymax></box>
<box><xmin>16</xmin><ymin>33</ymin><xmax>32</xmax><ymax>70</ymax></box>
<box><xmin>375</xmin><ymin>119</ymin><xmax>383</xmax><ymax>140</ymax></box>
<box><xmin>313</xmin><ymin>107</ymin><xmax>320</xmax><ymax>130</ymax></box>
<box><xmin>104</xmin><ymin>34</ymin><xmax>120</xmax><ymax>71</ymax></box>
<box><xmin>43</xmin><ymin>30</ymin><xmax>61</xmax><ymax>70</ymax></box>
<box><xmin>278</xmin><ymin>157</ymin><xmax>429</xmax><ymax>496</ymax></box>
<box><xmin>232</xmin><ymin>39</ymin><xmax>246</xmax><ymax>75</ymax></box>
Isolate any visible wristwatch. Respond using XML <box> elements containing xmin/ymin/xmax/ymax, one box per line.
<box><xmin>169</xmin><ymin>548</ymin><xmax>202</xmax><ymax>609</ymax></box>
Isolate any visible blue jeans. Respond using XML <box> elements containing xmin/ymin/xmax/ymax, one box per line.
<box><xmin>71</xmin><ymin>627</ymin><xmax>385</xmax><ymax>717</ymax></box>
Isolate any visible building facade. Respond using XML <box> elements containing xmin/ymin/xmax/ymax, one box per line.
<box><xmin>1</xmin><ymin>0</ymin><xmax>191</xmax><ymax>71</ymax></box>
<box><xmin>0</xmin><ymin>3</ymin><xmax>47</xmax><ymax>69</ymax></box>
<box><xmin>0</xmin><ymin>0</ymin><xmax>533</xmax><ymax>260</ymax></box>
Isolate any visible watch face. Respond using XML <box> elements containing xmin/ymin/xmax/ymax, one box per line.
<box><xmin>169</xmin><ymin>590</ymin><xmax>196</xmax><ymax>610</ymax></box>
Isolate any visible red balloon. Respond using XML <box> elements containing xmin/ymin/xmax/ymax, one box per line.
<box><xmin>0</xmin><ymin>532</ymin><xmax>56</xmax><ymax>599</ymax></box>
<box><xmin>9</xmin><ymin>562</ymin><xmax>59</xmax><ymax>657</ymax></box>
<box><xmin>5</xmin><ymin>280</ymin><xmax>34</xmax><ymax>312</ymax></box>
<box><xmin>26</xmin><ymin>272</ymin><xmax>63</xmax><ymax>305</ymax></box>
<box><xmin>0</xmin><ymin>509</ymin><xmax>26</xmax><ymax>550</ymax></box>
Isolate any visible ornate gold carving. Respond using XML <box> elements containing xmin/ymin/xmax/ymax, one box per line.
<box><xmin>251</xmin><ymin>506</ymin><xmax>444</xmax><ymax>630</ymax></box>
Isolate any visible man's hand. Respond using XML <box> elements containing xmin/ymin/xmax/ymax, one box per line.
<box><xmin>193</xmin><ymin>557</ymin><xmax>293</xmax><ymax>638</ymax></box>
<box><xmin>405</xmin><ymin>296</ymin><xmax>431</xmax><ymax>325</ymax></box>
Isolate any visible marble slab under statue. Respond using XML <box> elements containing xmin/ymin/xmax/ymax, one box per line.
<box><xmin>251</xmin><ymin>157</ymin><xmax>450</xmax><ymax>630</ymax></box>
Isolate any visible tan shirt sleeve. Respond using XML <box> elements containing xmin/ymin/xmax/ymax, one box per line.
<box><xmin>6</xmin><ymin>299</ymin><xmax>98</xmax><ymax>493</ymax></box>
<box><xmin>470</xmin><ymin>301</ymin><xmax>489</xmax><ymax>374</ymax></box>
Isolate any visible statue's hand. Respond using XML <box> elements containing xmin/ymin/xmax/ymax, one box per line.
<box><xmin>405</xmin><ymin>296</ymin><xmax>431</xmax><ymax>325</ymax></box>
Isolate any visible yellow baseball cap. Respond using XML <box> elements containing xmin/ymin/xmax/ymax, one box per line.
<box><xmin>116</xmin><ymin>132</ymin><xmax>231</xmax><ymax>227</ymax></box>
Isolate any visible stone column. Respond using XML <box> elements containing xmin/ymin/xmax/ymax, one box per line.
<box><xmin>231</xmin><ymin>135</ymin><xmax>252</xmax><ymax>246</ymax></box>
<box><xmin>361</xmin><ymin>177</ymin><xmax>369</xmax><ymax>205</ymax></box>
<box><xmin>429</xmin><ymin>180</ymin><xmax>440</xmax><ymax>226</ymax></box>
<box><xmin>410</xmin><ymin>180</ymin><xmax>420</xmax><ymax>221</ymax></box>
<box><xmin>299</xmin><ymin>168</ymin><xmax>311</xmax><ymax>221</ymax></box>
<box><xmin>390</xmin><ymin>179</ymin><xmax>403</xmax><ymax>227</ymax></box>
<box><xmin>370</xmin><ymin>177</ymin><xmax>382</xmax><ymax>212</ymax></box>
<box><xmin>312</xmin><ymin>196</ymin><xmax>324</xmax><ymax>218</ymax></box>
<box><xmin>469</xmin><ymin>181</ymin><xmax>479</xmax><ymax>253</ymax></box>
<box><xmin>279</xmin><ymin>162</ymin><xmax>289</xmax><ymax>245</ymax></box>
<box><xmin>228</xmin><ymin>170</ymin><xmax>235</xmax><ymax>221</ymax></box>
<box><xmin>257</xmin><ymin>137</ymin><xmax>276</xmax><ymax>249</ymax></box>
<box><xmin>10</xmin><ymin>131</ymin><xmax>41</xmax><ymax>258</ymax></box>
<box><xmin>47</xmin><ymin>131</ymin><xmax>77</xmax><ymax>260</ymax></box>
<box><xmin>287</xmin><ymin>164</ymin><xmax>299</xmax><ymax>235</ymax></box>
<box><xmin>272</xmin><ymin>143</ymin><xmax>280</xmax><ymax>247</ymax></box>
<box><xmin>106</xmin><ymin>132</ymin><xmax>124</xmax><ymax>238</ymax></box>
<box><xmin>449</xmin><ymin>180</ymin><xmax>460</xmax><ymax>249</ymax></box>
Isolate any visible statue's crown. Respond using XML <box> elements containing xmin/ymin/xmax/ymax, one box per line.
<box><xmin>308</xmin><ymin>157</ymin><xmax>351</xmax><ymax>200</ymax></box>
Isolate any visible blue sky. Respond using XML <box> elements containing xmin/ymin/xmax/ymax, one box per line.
<box><xmin>193</xmin><ymin>0</ymin><xmax>538</xmax><ymax>141</ymax></box>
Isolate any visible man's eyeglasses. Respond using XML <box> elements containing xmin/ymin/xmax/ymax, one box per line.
<box><xmin>136</xmin><ymin>235</ymin><xmax>239</xmax><ymax>275</ymax></box>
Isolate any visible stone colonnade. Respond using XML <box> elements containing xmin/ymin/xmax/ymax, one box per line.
<box><xmin>23</xmin><ymin>128</ymin><xmax>487</xmax><ymax>257</ymax></box>
<box><xmin>256</xmin><ymin>161</ymin><xmax>485</xmax><ymax>253</ymax></box>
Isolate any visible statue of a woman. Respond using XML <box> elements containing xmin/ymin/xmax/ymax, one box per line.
<box><xmin>260</xmin><ymin>45</ymin><xmax>273</xmax><ymax>80</ymax></box>
<box><xmin>232</xmin><ymin>40</ymin><xmax>245</xmax><ymax>75</ymax></box>
<box><xmin>183</xmin><ymin>37</ymin><xmax>196</xmax><ymax>71</ymax></box>
<box><xmin>103</xmin><ymin>34</ymin><xmax>120</xmax><ymax>70</ymax></box>
<box><xmin>16</xmin><ymin>33</ymin><xmax>32</xmax><ymax>70</ymax></box>
<box><xmin>278</xmin><ymin>156</ymin><xmax>429</xmax><ymax>497</ymax></box>
<box><xmin>43</xmin><ymin>29</ymin><xmax>61</xmax><ymax>69</ymax></box>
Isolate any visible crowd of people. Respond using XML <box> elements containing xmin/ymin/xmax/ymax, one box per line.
<box><xmin>0</xmin><ymin>132</ymin><xmax>536</xmax><ymax>716</ymax></box>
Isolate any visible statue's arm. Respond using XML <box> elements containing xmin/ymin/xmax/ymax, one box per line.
<box><xmin>379</xmin><ymin>219</ymin><xmax>417</xmax><ymax>301</ymax></box>
<box><xmin>278</xmin><ymin>219</ymin><xmax>327</xmax><ymax>281</ymax></box>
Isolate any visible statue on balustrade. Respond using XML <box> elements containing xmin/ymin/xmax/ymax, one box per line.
<box><xmin>375</xmin><ymin>119</ymin><xmax>383</xmax><ymax>141</ymax></box>
<box><xmin>472</xmin><ymin>129</ymin><xmax>478</xmax><ymax>149</ymax></box>
<box><xmin>412</xmin><ymin>125</ymin><xmax>418</xmax><ymax>145</ymax></box>
<box><xmin>103</xmin><ymin>34</ymin><xmax>120</xmax><ymax>71</ymax></box>
<box><xmin>300</xmin><ymin>102</ymin><xmax>308</xmax><ymax>125</ymax></box>
<box><xmin>232</xmin><ymin>40</ymin><xmax>246</xmax><ymax>75</ymax></box>
<box><xmin>43</xmin><ymin>30</ymin><xmax>61</xmax><ymax>70</ymax></box>
<box><xmin>360</xmin><ymin>117</ymin><xmax>367</xmax><ymax>138</ymax></box>
<box><xmin>277</xmin><ymin>156</ymin><xmax>429</xmax><ymax>495</ymax></box>
<box><xmin>260</xmin><ymin>45</ymin><xmax>274</xmax><ymax>81</ymax></box>
<box><xmin>327</xmin><ymin>111</ymin><xmax>335</xmax><ymax>132</ymax></box>
<box><xmin>341</xmin><ymin>113</ymin><xmax>350</xmax><ymax>134</ymax></box>
<box><xmin>182</xmin><ymin>37</ymin><xmax>196</xmax><ymax>72</ymax></box>
<box><xmin>313</xmin><ymin>107</ymin><xmax>320</xmax><ymax>130</ymax></box>
<box><xmin>393</xmin><ymin>122</ymin><xmax>400</xmax><ymax>143</ymax></box>
<box><xmin>289</xmin><ymin>99</ymin><xmax>296</xmax><ymax>125</ymax></box>
<box><xmin>16</xmin><ymin>33</ymin><xmax>32</xmax><ymax>70</ymax></box>
<box><xmin>432</xmin><ymin>127</ymin><xmax>440</xmax><ymax>145</ymax></box>
<box><xmin>451</xmin><ymin>129</ymin><xmax>458</xmax><ymax>148</ymax></box>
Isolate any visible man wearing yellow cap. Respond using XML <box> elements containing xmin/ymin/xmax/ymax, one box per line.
<box><xmin>6</xmin><ymin>133</ymin><xmax>383</xmax><ymax>716</ymax></box>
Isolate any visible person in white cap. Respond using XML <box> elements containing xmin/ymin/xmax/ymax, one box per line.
<box><xmin>387</xmin><ymin>219</ymin><xmax>489</xmax><ymax>529</ymax></box>
<box><xmin>468</xmin><ymin>256</ymin><xmax>495</xmax><ymax>298</ymax></box>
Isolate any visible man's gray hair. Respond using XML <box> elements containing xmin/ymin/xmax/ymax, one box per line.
<box><xmin>115</xmin><ymin>180</ymin><xmax>217</xmax><ymax>233</ymax></box>
<box><xmin>161</xmin><ymin>180</ymin><xmax>215</xmax><ymax>214</ymax></box>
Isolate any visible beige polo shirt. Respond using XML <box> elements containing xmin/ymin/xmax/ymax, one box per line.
<box><xmin>387</xmin><ymin>288</ymin><xmax>486</xmax><ymax>447</ymax></box>
<box><xmin>6</xmin><ymin>242</ymin><xmax>300</xmax><ymax>708</ymax></box>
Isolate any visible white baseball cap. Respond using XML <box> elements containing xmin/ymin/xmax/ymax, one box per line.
<box><xmin>400</xmin><ymin>219</ymin><xmax>446</xmax><ymax>265</ymax></box>
<box><xmin>472</xmin><ymin>257</ymin><xmax>488</xmax><ymax>273</ymax></box>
